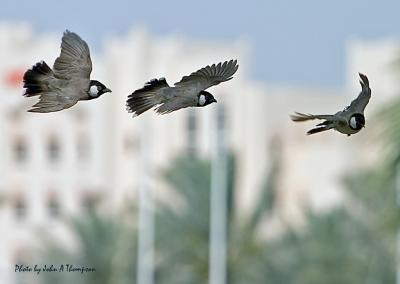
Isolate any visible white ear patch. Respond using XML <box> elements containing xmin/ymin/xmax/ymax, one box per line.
<box><xmin>350</xmin><ymin>116</ymin><xmax>357</xmax><ymax>129</ymax></box>
<box><xmin>89</xmin><ymin>85</ymin><xmax>99</xmax><ymax>97</ymax></box>
<box><xmin>199</xmin><ymin>94</ymin><xmax>206</xmax><ymax>106</ymax></box>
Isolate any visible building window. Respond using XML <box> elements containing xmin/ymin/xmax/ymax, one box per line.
<box><xmin>216</xmin><ymin>104</ymin><xmax>226</xmax><ymax>132</ymax></box>
<box><xmin>73</xmin><ymin>108</ymin><xmax>87</xmax><ymax>122</ymax></box>
<box><xmin>82</xmin><ymin>192</ymin><xmax>101</xmax><ymax>212</ymax></box>
<box><xmin>47</xmin><ymin>136</ymin><xmax>60</xmax><ymax>163</ymax></box>
<box><xmin>186</xmin><ymin>110</ymin><xmax>198</xmax><ymax>154</ymax></box>
<box><xmin>77</xmin><ymin>134</ymin><xmax>90</xmax><ymax>162</ymax></box>
<box><xmin>13</xmin><ymin>137</ymin><xmax>27</xmax><ymax>165</ymax></box>
<box><xmin>14</xmin><ymin>195</ymin><xmax>27</xmax><ymax>221</ymax></box>
<box><xmin>123</xmin><ymin>134</ymin><xmax>140</xmax><ymax>155</ymax></box>
<box><xmin>47</xmin><ymin>192</ymin><xmax>60</xmax><ymax>218</ymax></box>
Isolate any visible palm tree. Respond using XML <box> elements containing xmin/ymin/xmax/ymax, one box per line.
<box><xmin>37</xmin><ymin>207</ymin><xmax>138</xmax><ymax>284</ymax></box>
<box><xmin>155</xmin><ymin>128</ymin><xmax>398</xmax><ymax>283</ymax></box>
<box><xmin>154</xmin><ymin>142</ymin><xmax>282</xmax><ymax>284</ymax></box>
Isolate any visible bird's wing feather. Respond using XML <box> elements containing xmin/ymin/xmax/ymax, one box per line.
<box><xmin>307</xmin><ymin>124</ymin><xmax>334</xmax><ymax>135</ymax></box>
<box><xmin>53</xmin><ymin>30</ymin><xmax>92</xmax><ymax>80</ymax></box>
<box><xmin>345</xmin><ymin>73</ymin><xmax>371</xmax><ymax>113</ymax></box>
<box><xmin>174</xmin><ymin>59</ymin><xmax>238</xmax><ymax>91</ymax></box>
<box><xmin>28</xmin><ymin>91</ymin><xmax>79</xmax><ymax>113</ymax></box>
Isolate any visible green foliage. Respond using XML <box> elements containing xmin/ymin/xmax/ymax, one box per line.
<box><xmin>376</xmin><ymin>98</ymin><xmax>400</xmax><ymax>168</ymax></box>
<box><xmin>155</xmin><ymin>128</ymin><xmax>399</xmax><ymax>283</ymax></box>
<box><xmin>38</xmin><ymin>209</ymin><xmax>138</xmax><ymax>284</ymax></box>
<box><xmin>258</xmin><ymin>210</ymin><xmax>395</xmax><ymax>284</ymax></box>
<box><xmin>155</xmin><ymin>152</ymin><xmax>281</xmax><ymax>284</ymax></box>
<box><xmin>155</xmin><ymin>156</ymin><xmax>215</xmax><ymax>284</ymax></box>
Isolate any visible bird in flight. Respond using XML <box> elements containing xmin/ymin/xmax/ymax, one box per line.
<box><xmin>23</xmin><ymin>30</ymin><xmax>111</xmax><ymax>113</ymax></box>
<box><xmin>291</xmin><ymin>73</ymin><xmax>371</xmax><ymax>136</ymax></box>
<box><xmin>126</xmin><ymin>59</ymin><xmax>239</xmax><ymax>116</ymax></box>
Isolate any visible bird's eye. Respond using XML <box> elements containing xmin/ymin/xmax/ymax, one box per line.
<box><xmin>89</xmin><ymin>85</ymin><xmax>99</xmax><ymax>97</ymax></box>
<box><xmin>350</xmin><ymin>116</ymin><xmax>357</xmax><ymax>129</ymax></box>
<box><xmin>199</xmin><ymin>94</ymin><xmax>206</xmax><ymax>106</ymax></box>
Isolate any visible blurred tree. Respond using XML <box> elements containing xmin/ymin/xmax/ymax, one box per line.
<box><xmin>253</xmin><ymin>99</ymin><xmax>400</xmax><ymax>283</ymax></box>
<box><xmin>155</xmin><ymin>127</ymin><xmax>398</xmax><ymax>283</ymax></box>
<box><xmin>38</xmin><ymin>208</ymin><xmax>138</xmax><ymax>284</ymax></box>
<box><xmin>376</xmin><ymin>98</ymin><xmax>400</xmax><ymax>168</ymax></box>
<box><xmin>254</xmin><ymin>209</ymin><xmax>395</xmax><ymax>284</ymax></box>
<box><xmin>154</xmin><ymin>155</ymin><xmax>217</xmax><ymax>284</ymax></box>
<box><xmin>155</xmin><ymin>145</ymin><xmax>281</xmax><ymax>284</ymax></box>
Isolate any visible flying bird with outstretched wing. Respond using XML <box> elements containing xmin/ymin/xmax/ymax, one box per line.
<box><xmin>126</xmin><ymin>59</ymin><xmax>239</xmax><ymax>116</ymax></box>
<box><xmin>23</xmin><ymin>30</ymin><xmax>111</xmax><ymax>113</ymax></box>
<box><xmin>291</xmin><ymin>73</ymin><xmax>371</xmax><ymax>136</ymax></box>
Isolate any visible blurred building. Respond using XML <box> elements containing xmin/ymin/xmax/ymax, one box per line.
<box><xmin>0</xmin><ymin>23</ymin><xmax>113</xmax><ymax>284</ymax></box>
<box><xmin>0</xmin><ymin>24</ymin><xmax>398</xmax><ymax>283</ymax></box>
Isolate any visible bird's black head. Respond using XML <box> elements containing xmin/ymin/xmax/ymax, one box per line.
<box><xmin>197</xmin><ymin>91</ymin><xmax>217</xmax><ymax>107</ymax></box>
<box><xmin>349</xmin><ymin>113</ymin><xmax>365</xmax><ymax>130</ymax></box>
<box><xmin>88</xmin><ymin>80</ymin><xmax>111</xmax><ymax>99</ymax></box>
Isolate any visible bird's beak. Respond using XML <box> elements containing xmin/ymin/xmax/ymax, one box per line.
<box><xmin>104</xmin><ymin>88</ymin><xmax>112</xmax><ymax>93</ymax></box>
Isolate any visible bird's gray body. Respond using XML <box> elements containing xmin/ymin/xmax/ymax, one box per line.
<box><xmin>23</xmin><ymin>30</ymin><xmax>110</xmax><ymax>113</ymax></box>
<box><xmin>161</xmin><ymin>85</ymin><xmax>198</xmax><ymax>104</ymax></box>
<box><xmin>291</xmin><ymin>73</ymin><xmax>371</xmax><ymax>136</ymax></box>
<box><xmin>330</xmin><ymin>109</ymin><xmax>361</xmax><ymax>135</ymax></box>
<box><xmin>126</xmin><ymin>59</ymin><xmax>239</xmax><ymax>116</ymax></box>
<box><xmin>41</xmin><ymin>75</ymin><xmax>90</xmax><ymax>103</ymax></box>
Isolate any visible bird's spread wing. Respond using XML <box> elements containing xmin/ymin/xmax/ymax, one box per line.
<box><xmin>28</xmin><ymin>92</ymin><xmax>79</xmax><ymax>113</ymax></box>
<box><xmin>307</xmin><ymin>123</ymin><xmax>334</xmax><ymax>135</ymax></box>
<box><xmin>53</xmin><ymin>30</ymin><xmax>92</xmax><ymax>80</ymax></box>
<box><xmin>290</xmin><ymin>112</ymin><xmax>334</xmax><ymax>122</ymax></box>
<box><xmin>345</xmin><ymin>73</ymin><xmax>371</xmax><ymax>113</ymax></box>
<box><xmin>174</xmin><ymin>59</ymin><xmax>239</xmax><ymax>91</ymax></box>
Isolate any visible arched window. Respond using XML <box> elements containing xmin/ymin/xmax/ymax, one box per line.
<box><xmin>123</xmin><ymin>133</ymin><xmax>140</xmax><ymax>155</ymax></box>
<box><xmin>13</xmin><ymin>136</ymin><xmax>27</xmax><ymax>165</ymax></box>
<box><xmin>47</xmin><ymin>136</ymin><xmax>61</xmax><ymax>163</ymax></box>
<box><xmin>13</xmin><ymin>193</ymin><xmax>27</xmax><ymax>221</ymax></box>
<box><xmin>81</xmin><ymin>191</ymin><xmax>101</xmax><ymax>212</ymax></box>
<box><xmin>216</xmin><ymin>104</ymin><xmax>226</xmax><ymax>132</ymax></box>
<box><xmin>47</xmin><ymin>192</ymin><xmax>61</xmax><ymax>218</ymax></box>
<box><xmin>186</xmin><ymin>110</ymin><xmax>198</xmax><ymax>154</ymax></box>
<box><xmin>77</xmin><ymin>133</ymin><xmax>90</xmax><ymax>162</ymax></box>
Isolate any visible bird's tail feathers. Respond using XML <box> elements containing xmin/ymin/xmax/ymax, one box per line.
<box><xmin>291</xmin><ymin>112</ymin><xmax>335</xmax><ymax>135</ymax></box>
<box><xmin>290</xmin><ymin>112</ymin><xmax>334</xmax><ymax>122</ymax></box>
<box><xmin>290</xmin><ymin>112</ymin><xmax>315</xmax><ymax>122</ymax></box>
<box><xmin>126</xmin><ymin>78</ymin><xmax>168</xmax><ymax>117</ymax></box>
<box><xmin>23</xmin><ymin>61</ymin><xmax>54</xmax><ymax>97</ymax></box>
